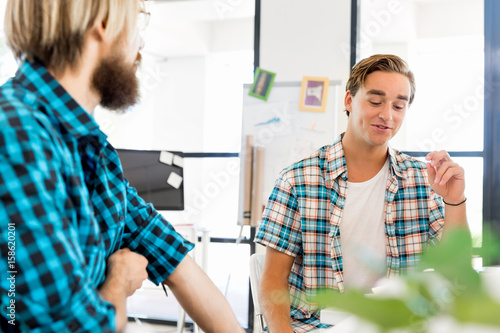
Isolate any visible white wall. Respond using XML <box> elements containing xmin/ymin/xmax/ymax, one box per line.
<box><xmin>260</xmin><ymin>0</ymin><xmax>352</xmax><ymax>133</ymax></box>
<box><xmin>203</xmin><ymin>51</ymin><xmax>254</xmax><ymax>152</ymax></box>
<box><xmin>94</xmin><ymin>56</ymin><xmax>207</xmax><ymax>152</ymax></box>
<box><xmin>150</xmin><ymin>57</ymin><xmax>207</xmax><ymax>152</ymax></box>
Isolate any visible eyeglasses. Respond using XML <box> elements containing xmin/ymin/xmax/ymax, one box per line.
<box><xmin>137</xmin><ymin>10</ymin><xmax>151</xmax><ymax>32</ymax></box>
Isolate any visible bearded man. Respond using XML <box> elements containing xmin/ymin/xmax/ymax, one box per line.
<box><xmin>0</xmin><ymin>1</ymin><xmax>243</xmax><ymax>332</ymax></box>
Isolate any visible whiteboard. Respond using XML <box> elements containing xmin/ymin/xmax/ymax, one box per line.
<box><xmin>238</xmin><ymin>81</ymin><xmax>341</xmax><ymax>225</ymax></box>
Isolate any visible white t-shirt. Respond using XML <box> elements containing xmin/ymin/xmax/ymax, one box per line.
<box><xmin>339</xmin><ymin>158</ymin><xmax>390</xmax><ymax>291</ymax></box>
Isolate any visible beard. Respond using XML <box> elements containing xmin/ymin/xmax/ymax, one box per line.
<box><xmin>91</xmin><ymin>52</ymin><xmax>141</xmax><ymax>112</ymax></box>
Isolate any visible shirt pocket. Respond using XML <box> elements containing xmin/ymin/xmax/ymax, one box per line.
<box><xmin>396</xmin><ymin>222</ymin><xmax>427</xmax><ymax>263</ymax></box>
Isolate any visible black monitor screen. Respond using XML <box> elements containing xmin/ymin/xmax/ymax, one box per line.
<box><xmin>116</xmin><ymin>149</ymin><xmax>184</xmax><ymax>210</ymax></box>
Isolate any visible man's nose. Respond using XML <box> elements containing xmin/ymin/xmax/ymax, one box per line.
<box><xmin>139</xmin><ymin>35</ymin><xmax>145</xmax><ymax>52</ymax></box>
<box><xmin>378</xmin><ymin>104</ymin><xmax>392</xmax><ymax>121</ymax></box>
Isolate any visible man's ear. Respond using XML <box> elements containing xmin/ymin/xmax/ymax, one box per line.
<box><xmin>92</xmin><ymin>19</ymin><xmax>107</xmax><ymax>42</ymax></box>
<box><xmin>344</xmin><ymin>90</ymin><xmax>353</xmax><ymax>113</ymax></box>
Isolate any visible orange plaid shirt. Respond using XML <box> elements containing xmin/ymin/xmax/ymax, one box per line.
<box><xmin>255</xmin><ymin>135</ymin><xmax>444</xmax><ymax>332</ymax></box>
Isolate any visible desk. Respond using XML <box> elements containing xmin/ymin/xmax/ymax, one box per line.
<box><xmin>477</xmin><ymin>266</ymin><xmax>500</xmax><ymax>303</ymax></box>
<box><xmin>320</xmin><ymin>267</ymin><xmax>500</xmax><ymax>332</ymax></box>
<box><xmin>318</xmin><ymin>313</ymin><xmax>378</xmax><ymax>333</ymax></box>
<box><xmin>319</xmin><ymin>309</ymin><xmax>350</xmax><ymax>326</ymax></box>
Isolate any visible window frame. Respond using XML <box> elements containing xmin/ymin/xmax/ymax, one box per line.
<box><xmin>483</xmin><ymin>0</ymin><xmax>500</xmax><ymax>265</ymax></box>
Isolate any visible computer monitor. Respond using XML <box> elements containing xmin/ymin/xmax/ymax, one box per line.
<box><xmin>116</xmin><ymin>149</ymin><xmax>184</xmax><ymax>210</ymax></box>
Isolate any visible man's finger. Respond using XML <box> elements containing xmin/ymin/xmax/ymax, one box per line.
<box><xmin>426</xmin><ymin>150</ymin><xmax>451</xmax><ymax>167</ymax></box>
<box><xmin>438</xmin><ymin>165</ymin><xmax>464</xmax><ymax>185</ymax></box>
<box><xmin>426</xmin><ymin>162</ymin><xmax>436</xmax><ymax>184</ymax></box>
<box><xmin>434</xmin><ymin>161</ymin><xmax>458</xmax><ymax>185</ymax></box>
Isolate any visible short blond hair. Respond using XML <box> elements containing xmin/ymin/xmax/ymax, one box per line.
<box><xmin>4</xmin><ymin>0</ymin><xmax>142</xmax><ymax>73</ymax></box>
<box><xmin>345</xmin><ymin>54</ymin><xmax>416</xmax><ymax>116</ymax></box>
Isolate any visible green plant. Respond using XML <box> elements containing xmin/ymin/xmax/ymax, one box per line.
<box><xmin>314</xmin><ymin>228</ymin><xmax>500</xmax><ymax>332</ymax></box>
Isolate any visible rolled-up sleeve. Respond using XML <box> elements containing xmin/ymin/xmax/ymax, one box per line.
<box><xmin>254</xmin><ymin>173</ymin><xmax>302</xmax><ymax>257</ymax></box>
<box><xmin>121</xmin><ymin>182</ymin><xmax>194</xmax><ymax>285</ymax></box>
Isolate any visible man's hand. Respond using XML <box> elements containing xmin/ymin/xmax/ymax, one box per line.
<box><xmin>103</xmin><ymin>248</ymin><xmax>149</xmax><ymax>296</ymax></box>
<box><xmin>99</xmin><ymin>248</ymin><xmax>149</xmax><ymax>332</ymax></box>
<box><xmin>425</xmin><ymin>150</ymin><xmax>466</xmax><ymax>204</ymax></box>
<box><xmin>426</xmin><ymin>150</ymin><xmax>468</xmax><ymax>232</ymax></box>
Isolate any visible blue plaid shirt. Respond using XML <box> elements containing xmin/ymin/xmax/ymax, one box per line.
<box><xmin>255</xmin><ymin>135</ymin><xmax>444</xmax><ymax>332</ymax></box>
<box><xmin>0</xmin><ymin>60</ymin><xmax>194</xmax><ymax>332</ymax></box>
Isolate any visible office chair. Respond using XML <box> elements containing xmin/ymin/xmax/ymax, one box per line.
<box><xmin>249</xmin><ymin>253</ymin><xmax>266</xmax><ymax>333</ymax></box>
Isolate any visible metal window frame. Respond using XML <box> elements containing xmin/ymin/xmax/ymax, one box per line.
<box><xmin>483</xmin><ymin>0</ymin><xmax>500</xmax><ymax>265</ymax></box>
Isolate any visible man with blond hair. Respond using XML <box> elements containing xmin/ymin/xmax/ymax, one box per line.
<box><xmin>0</xmin><ymin>1</ymin><xmax>244</xmax><ymax>332</ymax></box>
<box><xmin>255</xmin><ymin>54</ymin><xmax>468</xmax><ymax>332</ymax></box>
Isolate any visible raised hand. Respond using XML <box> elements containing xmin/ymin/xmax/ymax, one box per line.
<box><xmin>425</xmin><ymin>150</ymin><xmax>466</xmax><ymax>205</ymax></box>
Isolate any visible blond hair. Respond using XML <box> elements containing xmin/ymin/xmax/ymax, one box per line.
<box><xmin>345</xmin><ymin>54</ymin><xmax>416</xmax><ymax>116</ymax></box>
<box><xmin>4</xmin><ymin>0</ymin><xmax>141</xmax><ymax>73</ymax></box>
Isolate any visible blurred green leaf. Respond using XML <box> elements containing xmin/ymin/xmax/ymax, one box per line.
<box><xmin>312</xmin><ymin>228</ymin><xmax>500</xmax><ymax>330</ymax></box>
<box><xmin>452</xmin><ymin>294</ymin><xmax>500</xmax><ymax>326</ymax></box>
<box><xmin>417</xmin><ymin>228</ymin><xmax>481</xmax><ymax>294</ymax></box>
<box><xmin>314</xmin><ymin>289</ymin><xmax>425</xmax><ymax>330</ymax></box>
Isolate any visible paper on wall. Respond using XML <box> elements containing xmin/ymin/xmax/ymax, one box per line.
<box><xmin>173</xmin><ymin>155</ymin><xmax>184</xmax><ymax>168</ymax></box>
<box><xmin>167</xmin><ymin>172</ymin><xmax>183</xmax><ymax>189</ymax></box>
<box><xmin>159</xmin><ymin>151</ymin><xmax>174</xmax><ymax>165</ymax></box>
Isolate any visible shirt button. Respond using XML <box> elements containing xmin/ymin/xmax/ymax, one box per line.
<box><xmin>119</xmin><ymin>216</ymin><xmax>124</xmax><ymax>221</ymax></box>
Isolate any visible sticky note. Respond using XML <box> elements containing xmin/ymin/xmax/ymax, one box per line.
<box><xmin>173</xmin><ymin>155</ymin><xmax>184</xmax><ymax>168</ymax></box>
<box><xmin>159</xmin><ymin>151</ymin><xmax>174</xmax><ymax>165</ymax></box>
<box><xmin>167</xmin><ymin>172</ymin><xmax>183</xmax><ymax>189</ymax></box>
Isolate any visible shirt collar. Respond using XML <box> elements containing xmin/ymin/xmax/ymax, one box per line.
<box><xmin>15</xmin><ymin>60</ymin><xmax>106</xmax><ymax>144</ymax></box>
<box><xmin>324</xmin><ymin>134</ymin><xmax>407</xmax><ymax>185</ymax></box>
<box><xmin>324</xmin><ymin>135</ymin><xmax>348</xmax><ymax>185</ymax></box>
<box><xmin>387</xmin><ymin>145</ymin><xmax>406</xmax><ymax>180</ymax></box>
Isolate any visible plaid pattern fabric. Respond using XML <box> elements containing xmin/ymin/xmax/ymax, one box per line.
<box><xmin>0</xmin><ymin>60</ymin><xmax>194</xmax><ymax>332</ymax></box>
<box><xmin>255</xmin><ymin>135</ymin><xmax>444</xmax><ymax>332</ymax></box>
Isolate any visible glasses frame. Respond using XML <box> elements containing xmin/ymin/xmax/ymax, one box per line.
<box><xmin>137</xmin><ymin>10</ymin><xmax>151</xmax><ymax>32</ymax></box>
